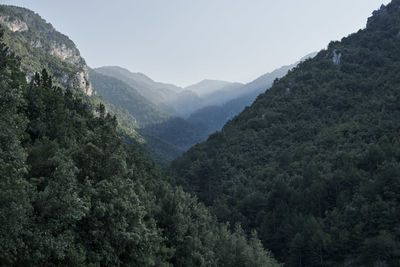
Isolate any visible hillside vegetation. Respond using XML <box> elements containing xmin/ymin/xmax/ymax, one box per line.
<box><xmin>0</xmin><ymin>5</ymin><xmax>207</xmax><ymax>164</ymax></box>
<box><xmin>0</xmin><ymin>32</ymin><xmax>279</xmax><ymax>266</ymax></box>
<box><xmin>89</xmin><ymin>69</ymin><xmax>170</xmax><ymax>127</ymax></box>
<box><xmin>170</xmin><ymin>1</ymin><xmax>400</xmax><ymax>266</ymax></box>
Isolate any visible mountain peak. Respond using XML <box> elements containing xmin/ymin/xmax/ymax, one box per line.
<box><xmin>0</xmin><ymin>4</ymin><xmax>93</xmax><ymax>95</ymax></box>
<box><xmin>95</xmin><ymin>66</ymin><xmax>156</xmax><ymax>84</ymax></box>
<box><xmin>185</xmin><ymin>79</ymin><xmax>234</xmax><ymax>96</ymax></box>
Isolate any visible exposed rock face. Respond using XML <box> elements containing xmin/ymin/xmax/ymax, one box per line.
<box><xmin>50</xmin><ymin>41</ymin><xmax>83</xmax><ymax>66</ymax></box>
<box><xmin>0</xmin><ymin>7</ymin><xmax>94</xmax><ymax>97</ymax></box>
<box><xmin>47</xmin><ymin>40</ymin><xmax>93</xmax><ymax>96</ymax></box>
<box><xmin>49</xmin><ymin>43</ymin><xmax>93</xmax><ymax>95</ymax></box>
<box><xmin>0</xmin><ymin>15</ymin><xmax>28</xmax><ymax>32</ymax></box>
<box><xmin>332</xmin><ymin>49</ymin><xmax>342</xmax><ymax>65</ymax></box>
<box><xmin>29</xmin><ymin>39</ymin><xmax>42</xmax><ymax>48</ymax></box>
<box><xmin>76</xmin><ymin>67</ymin><xmax>93</xmax><ymax>96</ymax></box>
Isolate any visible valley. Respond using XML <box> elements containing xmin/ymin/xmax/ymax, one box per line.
<box><xmin>0</xmin><ymin>1</ymin><xmax>399</xmax><ymax>266</ymax></box>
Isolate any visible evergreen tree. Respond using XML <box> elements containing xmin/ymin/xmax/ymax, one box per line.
<box><xmin>0</xmin><ymin>29</ymin><xmax>32</xmax><ymax>265</ymax></box>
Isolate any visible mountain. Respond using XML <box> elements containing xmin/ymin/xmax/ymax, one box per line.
<box><xmin>170</xmin><ymin>1</ymin><xmax>400</xmax><ymax>266</ymax></box>
<box><xmin>158</xmin><ymin>81</ymin><xmax>244</xmax><ymax>118</ymax></box>
<box><xmin>0</xmin><ymin>5</ymin><xmax>93</xmax><ymax>96</ymax></box>
<box><xmin>0</xmin><ymin>5</ymin><xmax>207</xmax><ymax>164</ymax></box>
<box><xmin>89</xmin><ymin>68</ymin><xmax>208</xmax><ymax>161</ymax></box>
<box><xmin>95</xmin><ymin>66</ymin><xmax>205</xmax><ymax>117</ymax></box>
<box><xmin>139</xmin><ymin>117</ymin><xmax>207</xmax><ymax>151</ymax></box>
<box><xmin>187</xmin><ymin>53</ymin><xmax>317</xmax><ymax>135</ymax></box>
<box><xmin>0</xmin><ymin>5</ymin><xmax>161</xmax><ymax>155</ymax></box>
<box><xmin>157</xmin><ymin>89</ymin><xmax>203</xmax><ymax>117</ymax></box>
<box><xmin>187</xmin><ymin>92</ymin><xmax>259</xmax><ymax>134</ymax></box>
<box><xmin>194</xmin><ymin>82</ymin><xmax>245</xmax><ymax>108</ymax></box>
<box><xmin>0</xmin><ymin>31</ymin><xmax>279</xmax><ymax>265</ymax></box>
<box><xmin>95</xmin><ymin>66</ymin><xmax>181</xmax><ymax>104</ymax></box>
<box><xmin>95</xmin><ymin>66</ymin><xmax>246</xmax><ymax>118</ymax></box>
<box><xmin>0</xmin><ymin>5</ymin><xmax>146</xmax><ymax>135</ymax></box>
<box><xmin>89</xmin><ymin>68</ymin><xmax>170</xmax><ymax>127</ymax></box>
<box><xmin>185</xmin><ymin>79</ymin><xmax>234</xmax><ymax>96</ymax></box>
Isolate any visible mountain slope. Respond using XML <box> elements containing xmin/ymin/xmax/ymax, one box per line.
<box><xmin>187</xmin><ymin>53</ymin><xmax>317</xmax><ymax>135</ymax></box>
<box><xmin>170</xmin><ymin>1</ymin><xmax>400</xmax><ymax>266</ymax></box>
<box><xmin>0</xmin><ymin>5</ymin><xmax>93</xmax><ymax>95</ymax></box>
<box><xmin>185</xmin><ymin>79</ymin><xmax>235</xmax><ymax>97</ymax></box>
<box><xmin>95</xmin><ymin>66</ymin><xmax>181</xmax><ymax>104</ymax></box>
<box><xmin>89</xmin><ymin>68</ymin><xmax>170</xmax><ymax>127</ymax></box>
<box><xmin>158</xmin><ymin>81</ymin><xmax>245</xmax><ymax>118</ymax></box>
<box><xmin>157</xmin><ymin>89</ymin><xmax>203</xmax><ymax>117</ymax></box>
<box><xmin>90</xmin><ymin>68</ymin><xmax>208</xmax><ymax>161</ymax></box>
<box><xmin>0</xmin><ymin>33</ymin><xmax>279</xmax><ymax>265</ymax></box>
<box><xmin>195</xmin><ymin>82</ymin><xmax>245</xmax><ymax>108</ymax></box>
<box><xmin>0</xmin><ymin>5</ymin><xmax>201</xmax><ymax>164</ymax></box>
<box><xmin>0</xmin><ymin>5</ymin><xmax>145</xmax><ymax>136</ymax></box>
<box><xmin>97</xmin><ymin>65</ymin><xmax>271</xmax><ymax>118</ymax></box>
<box><xmin>186</xmin><ymin>92</ymin><xmax>259</xmax><ymax>134</ymax></box>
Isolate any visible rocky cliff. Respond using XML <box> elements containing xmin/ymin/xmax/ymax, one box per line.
<box><xmin>0</xmin><ymin>5</ymin><xmax>93</xmax><ymax>95</ymax></box>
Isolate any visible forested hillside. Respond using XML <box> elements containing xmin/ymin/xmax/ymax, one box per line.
<box><xmin>89</xmin><ymin>68</ymin><xmax>170</xmax><ymax>127</ymax></box>
<box><xmin>170</xmin><ymin>1</ymin><xmax>400</xmax><ymax>266</ymax></box>
<box><xmin>186</xmin><ymin>59</ymin><xmax>310</xmax><ymax>135</ymax></box>
<box><xmin>95</xmin><ymin>66</ymin><xmax>181</xmax><ymax>105</ymax></box>
<box><xmin>0</xmin><ymin>5</ymin><xmax>208</xmax><ymax>164</ymax></box>
<box><xmin>0</xmin><ymin>31</ymin><xmax>279</xmax><ymax>266</ymax></box>
<box><xmin>90</xmin><ymin>68</ymin><xmax>208</xmax><ymax>161</ymax></box>
<box><xmin>0</xmin><ymin>5</ymin><xmax>142</xmax><ymax>140</ymax></box>
<box><xmin>0</xmin><ymin>5</ymin><xmax>92</xmax><ymax>95</ymax></box>
<box><xmin>94</xmin><ymin>67</ymin><xmax>243</xmax><ymax>118</ymax></box>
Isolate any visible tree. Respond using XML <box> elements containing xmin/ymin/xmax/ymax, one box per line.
<box><xmin>0</xmin><ymin>29</ymin><xmax>32</xmax><ymax>265</ymax></box>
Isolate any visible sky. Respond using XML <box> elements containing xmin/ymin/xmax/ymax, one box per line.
<box><xmin>2</xmin><ymin>0</ymin><xmax>392</xmax><ymax>87</ymax></box>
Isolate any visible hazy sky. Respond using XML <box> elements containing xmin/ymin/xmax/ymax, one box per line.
<box><xmin>2</xmin><ymin>0</ymin><xmax>391</xmax><ymax>86</ymax></box>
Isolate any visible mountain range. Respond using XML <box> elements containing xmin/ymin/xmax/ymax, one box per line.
<box><xmin>187</xmin><ymin>52</ymin><xmax>317</xmax><ymax>134</ymax></box>
<box><xmin>93</xmin><ymin>54</ymin><xmax>316</xmax><ymax>140</ymax></box>
<box><xmin>0</xmin><ymin>4</ymin><xmax>316</xmax><ymax>165</ymax></box>
<box><xmin>94</xmin><ymin>66</ymin><xmax>245</xmax><ymax>118</ymax></box>
<box><xmin>0</xmin><ymin>5</ymin><xmax>280</xmax><ymax>264</ymax></box>
<box><xmin>1</xmin><ymin>1</ymin><xmax>400</xmax><ymax>266</ymax></box>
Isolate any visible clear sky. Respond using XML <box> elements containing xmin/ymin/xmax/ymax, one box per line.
<box><xmin>2</xmin><ymin>0</ymin><xmax>391</xmax><ymax>86</ymax></box>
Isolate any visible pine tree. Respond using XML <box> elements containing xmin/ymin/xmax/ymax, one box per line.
<box><xmin>0</xmin><ymin>29</ymin><xmax>32</xmax><ymax>264</ymax></box>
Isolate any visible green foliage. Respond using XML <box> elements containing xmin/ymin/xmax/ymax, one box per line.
<box><xmin>0</xmin><ymin>29</ymin><xmax>32</xmax><ymax>265</ymax></box>
<box><xmin>0</xmin><ymin>5</ymin><xmax>208</xmax><ymax>165</ymax></box>
<box><xmin>90</xmin><ymin>68</ymin><xmax>208</xmax><ymax>163</ymax></box>
<box><xmin>139</xmin><ymin>117</ymin><xmax>208</xmax><ymax>151</ymax></box>
<box><xmin>0</xmin><ymin>31</ymin><xmax>278</xmax><ymax>266</ymax></box>
<box><xmin>0</xmin><ymin>5</ymin><xmax>83</xmax><ymax>85</ymax></box>
<box><xmin>170</xmin><ymin>1</ymin><xmax>400</xmax><ymax>266</ymax></box>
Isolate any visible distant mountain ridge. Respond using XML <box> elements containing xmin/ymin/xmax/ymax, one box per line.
<box><xmin>94</xmin><ymin>53</ymin><xmax>317</xmax><ymax>145</ymax></box>
<box><xmin>95</xmin><ymin>66</ymin><xmax>182</xmax><ymax>104</ymax></box>
<box><xmin>1</xmin><ymin>3</ymin><xmax>316</xmax><ymax>163</ymax></box>
<box><xmin>90</xmin><ymin>68</ymin><xmax>209</xmax><ymax>161</ymax></box>
<box><xmin>95</xmin><ymin>66</ymin><xmax>245</xmax><ymax>117</ymax></box>
<box><xmin>184</xmin><ymin>79</ymin><xmax>237</xmax><ymax>96</ymax></box>
<box><xmin>89</xmin><ymin>69</ymin><xmax>171</xmax><ymax>127</ymax></box>
<box><xmin>187</xmin><ymin>52</ymin><xmax>317</xmax><ymax>135</ymax></box>
<box><xmin>0</xmin><ymin>5</ymin><xmax>201</xmax><ymax>164</ymax></box>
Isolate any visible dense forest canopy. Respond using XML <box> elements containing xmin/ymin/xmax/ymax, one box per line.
<box><xmin>0</xmin><ymin>30</ymin><xmax>279</xmax><ymax>266</ymax></box>
<box><xmin>170</xmin><ymin>1</ymin><xmax>400</xmax><ymax>266</ymax></box>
